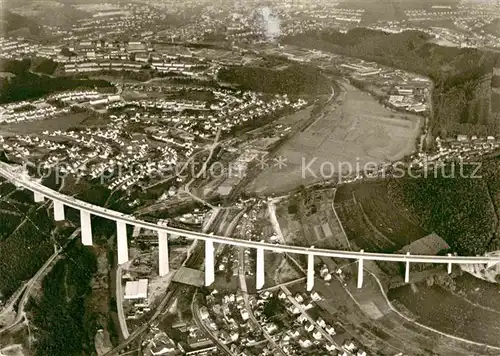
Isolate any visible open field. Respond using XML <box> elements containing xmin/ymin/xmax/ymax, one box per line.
<box><xmin>0</xmin><ymin>112</ymin><xmax>90</xmax><ymax>136</ymax></box>
<box><xmin>388</xmin><ymin>280</ymin><xmax>500</xmax><ymax>347</ymax></box>
<box><xmin>272</xmin><ymin>255</ymin><xmax>302</xmax><ymax>284</ymax></box>
<box><xmin>452</xmin><ymin>273</ymin><xmax>500</xmax><ymax>311</ymax></box>
<box><xmin>334</xmin><ymin>181</ymin><xmax>429</xmax><ymax>253</ymax></box>
<box><xmin>249</xmin><ymin>82</ymin><xmax>422</xmax><ymax>194</ymax></box>
<box><xmin>343</xmin><ymin>264</ymin><xmax>500</xmax><ymax>355</ymax></box>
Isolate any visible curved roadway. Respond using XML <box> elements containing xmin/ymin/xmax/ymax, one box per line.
<box><xmin>1</xmin><ymin>161</ymin><xmax>500</xmax><ymax>265</ymax></box>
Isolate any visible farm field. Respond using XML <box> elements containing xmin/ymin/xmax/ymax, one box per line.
<box><xmin>388</xmin><ymin>280</ymin><xmax>500</xmax><ymax>347</ymax></box>
<box><xmin>342</xmin><ymin>266</ymin><xmax>500</xmax><ymax>355</ymax></box>
<box><xmin>249</xmin><ymin>82</ymin><xmax>422</xmax><ymax>194</ymax></box>
<box><xmin>0</xmin><ymin>112</ymin><xmax>90</xmax><ymax>137</ymax></box>
<box><xmin>452</xmin><ymin>273</ymin><xmax>500</xmax><ymax>311</ymax></box>
<box><xmin>274</xmin><ymin>189</ymin><xmax>351</xmax><ymax>256</ymax></box>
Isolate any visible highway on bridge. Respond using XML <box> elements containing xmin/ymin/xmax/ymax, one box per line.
<box><xmin>1</xmin><ymin>161</ymin><xmax>500</xmax><ymax>266</ymax></box>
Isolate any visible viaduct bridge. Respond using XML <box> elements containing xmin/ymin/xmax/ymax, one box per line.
<box><xmin>1</xmin><ymin>161</ymin><xmax>499</xmax><ymax>291</ymax></box>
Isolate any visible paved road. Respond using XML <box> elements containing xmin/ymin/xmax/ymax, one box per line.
<box><xmin>116</xmin><ymin>263</ymin><xmax>130</xmax><ymax>340</ymax></box>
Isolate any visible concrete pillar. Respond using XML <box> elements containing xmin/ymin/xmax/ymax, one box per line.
<box><xmin>357</xmin><ymin>250</ymin><xmax>364</xmax><ymax>289</ymax></box>
<box><xmin>256</xmin><ymin>244</ymin><xmax>265</xmax><ymax>290</ymax></box>
<box><xmin>447</xmin><ymin>253</ymin><xmax>452</xmax><ymax>274</ymax></box>
<box><xmin>34</xmin><ymin>192</ymin><xmax>44</xmax><ymax>203</ymax></box>
<box><xmin>116</xmin><ymin>221</ymin><xmax>128</xmax><ymax>265</ymax></box>
<box><xmin>307</xmin><ymin>246</ymin><xmax>315</xmax><ymax>292</ymax></box>
<box><xmin>80</xmin><ymin>210</ymin><xmax>93</xmax><ymax>246</ymax></box>
<box><xmin>158</xmin><ymin>231</ymin><xmax>169</xmax><ymax>276</ymax></box>
<box><xmin>405</xmin><ymin>252</ymin><xmax>410</xmax><ymax>284</ymax></box>
<box><xmin>53</xmin><ymin>201</ymin><xmax>65</xmax><ymax>221</ymax></box>
<box><xmin>205</xmin><ymin>240</ymin><xmax>215</xmax><ymax>286</ymax></box>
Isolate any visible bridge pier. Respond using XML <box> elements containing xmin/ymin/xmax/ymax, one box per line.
<box><xmin>405</xmin><ymin>252</ymin><xmax>410</xmax><ymax>283</ymax></box>
<box><xmin>53</xmin><ymin>201</ymin><xmax>65</xmax><ymax>221</ymax></box>
<box><xmin>116</xmin><ymin>221</ymin><xmax>128</xmax><ymax>265</ymax></box>
<box><xmin>256</xmin><ymin>244</ymin><xmax>265</xmax><ymax>290</ymax></box>
<box><xmin>158</xmin><ymin>231</ymin><xmax>169</xmax><ymax>276</ymax></box>
<box><xmin>54</xmin><ymin>200</ymin><xmax>66</xmax><ymax>221</ymax></box>
<box><xmin>34</xmin><ymin>192</ymin><xmax>44</xmax><ymax>203</ymax></box>
<box><xmin>205</xmin><ymin>240</ymin><xmax>215</xmax><ymax>286</ymax></box>
<box><xmin>80</xmin><ymin>210</ymin><xmax>93</xmax><ymax>245</ymax></box>
<box><xmin>357</xmin><ymin>250</ymin><xmax>364</xmax><ymax>289</ymax></box>
<box><xmin>6</xmin><ymin>164</ymin><xmax>500</xmax><ymax>290</ymax></box>
<box><xmin>307</xmin><ymin>246</ymin><xmax>315</xmax><ymax>292</ymax></box>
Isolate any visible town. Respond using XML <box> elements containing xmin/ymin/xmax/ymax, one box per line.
<box><xmin>2</xmin><ymin>1</ymin><xmax>500</xmax><ymax>356</ymax></box>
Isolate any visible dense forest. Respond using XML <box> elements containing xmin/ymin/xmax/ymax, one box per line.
<box><xmin>492</xmin><ymin>75</ymin><xmax>500</xmax><ymax>88</ymax></box>
<box><xmin>283</xmin><ymin>28</ymin><xmax>500</xmax><ymax>137</ymax></box>
<box><xmin>0</xmin><ymin>188</ymin><xmax>57</xmax><ymax>299</ymax></box>
<box><xmin>32</xmin><ymin>58</ymin><xmax>59</xmax><ymax>75</ymax></box>
<box><xmin>27</xmin><ymin>244</ymin><xmax>98</xmax><ymax>356</ymax></box>
<box><xmin>388</xmin><ymin>157</ymin><xmax>500</xmax><ymax>256</ymax></box>
<box><xmin>0</xmin><ymin>58</ymin><xmax>114</xmax><ymax>104</ymax></box>
<box><xmin>217</xmin><ymin>64</ymin><xmax>331</xmax><ymax>95</ymax></box>
<box><xmin>2</xmin><ymin>11</ymin><xmax>44</xmax><ymax>37</ymax></box>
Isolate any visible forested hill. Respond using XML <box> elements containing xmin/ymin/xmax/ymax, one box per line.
<box><xmin>283</xmin><ymin>28</ymin><xmax>500</xmax><ymax>138</ymax></box>
<box><xmin>217</xmin><ymin>63</ymin><xmax>331</xmax><ymax>96</ymax></box>
<box><xmin>1</xmin><ymin>11</ymin><xmax>44</xmax><ymax>38</ymax></box>
<box><xmin>0</xmin><ymin>58</ymin><xmax>115</xmax><ymax>104</ymax></box>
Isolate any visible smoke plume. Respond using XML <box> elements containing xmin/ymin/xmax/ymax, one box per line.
<box><xmin>258</xmin><ymin>6</ymin><xmax>280</xmax><ymax>42</ymax></box>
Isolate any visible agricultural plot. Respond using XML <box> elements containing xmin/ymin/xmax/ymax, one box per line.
<box><xmin>279</xmin><ymin>189</ymin><xmax>349</xmax><ymax>250</ymax></box>
<box><xmin>264</xmin><ymin>251</ymin><xmax>302</xmax><ymax>286</ymax></box>
<box><xmin>0</xmin><ymin>112</ymin><xmax>90</xmax><ymax>137</ymax></box>
<box><xmin>452</xmin><ymin>273</ymin><xmax>500</xmax><ymax>311</ymax></box>
<box><xmin>250</xmin><ymin>82</ymin><xmax>422</xmax><ymax>194</ymax></box>
<box><xmin>388</xmin><ymin>282</ymin><xmax>500</xmax><ymax>347</ymax></box>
